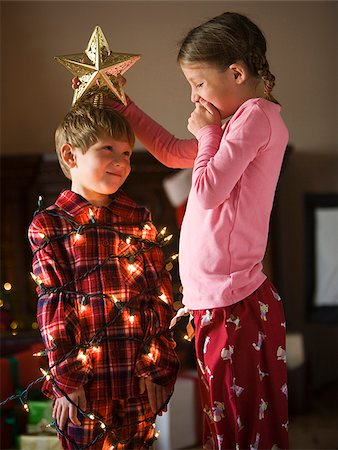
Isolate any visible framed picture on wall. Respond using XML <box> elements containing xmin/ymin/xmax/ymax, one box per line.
<box><xmin>305</xmin><ymin>193</ymin><xmax>338</xmax><ymax>323</ymax></box>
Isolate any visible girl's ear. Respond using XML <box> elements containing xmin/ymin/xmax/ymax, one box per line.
<box><xmin>60</xmin><ymin>143</ymin><xmax>77</xmax><ymax>169</ymax></box>
<box><xmin>229</xmin><ymin>63</ymin><xmax>248</xmax><ymax>85</ymax></box>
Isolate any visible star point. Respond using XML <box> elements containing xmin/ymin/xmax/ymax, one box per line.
<box><xmin>55</xmin><ymin>26</ymin><xmax>140</xmax><ymax>106</ymax></box>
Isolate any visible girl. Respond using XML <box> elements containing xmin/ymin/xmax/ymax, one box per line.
<box><xmin>77</xmin><ymin>11</ymin><xmax>289</xmax><ymax>450</ymax></box>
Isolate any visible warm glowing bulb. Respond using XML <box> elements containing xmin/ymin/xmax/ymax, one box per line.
<box><xmin>111</xmin><ymin>294</ymin><xmax>119</xmax><ymax>304</ymax></box>
<box><xmin>23</xmin><ymin>403</ymin><xmax>29</xmax><ymax>412</ymax></box>
<box><xmin>31</xmin><ymin>321</ymin><xmax>39</xmax><ymax>330</ymax></box>
<box><xmin>155</xmin><ymin>431</ymin><xmax>161</xmax><ymax>439</ymax></box>
<box><xmin>10</xmin><ymin>321</ymin><xmax>18</xmax><ymax>330</ymax></box>
<box><xmin>164</xmin><ymin>234</ymin><xmax>173</xmax><ymax>242</ymax></box>
<box><xmin>143</xmin><ymin>223</ymin><xmax>152</xmax><ymax>231</ymax></box>
<box><xmin>30</xmin><ymin>272</ymin><xmax>43</xmax><ymax>286</ymax></box>
<box><xmin>80</xmin><ymin>304</ymin><xmax>87</xmax><ymax>314</ymax></box>
<box><xmin>126</xmin><ymin>236</ymin><xmax>132</xmax><ymax>244</ymax></box>
<box><xmin>128</xmin><ymin>264</ymin><xmax>136</xmax><ymax>273</ymax></box>
<box><xmin>77</xmin><ymin>350</ymin><xmax>87</xmax><ymax>363</ymax></box>
<box><xmin>159</xmin><ymin>293</ymin><xmax>168</xmax><ymax>303</ymax></box>
<box><xmin>184</xmin><ymin>335</ymin><xmax>189</xmax><ymax>341</ymax></box>
<box><xmin>100</xmin><ymin>422</ymin><xmax>106</xmax><ymax>429</ymax></box>
<box><xmin>89</xmin><ymin>208</ymin><xmax>95</xmax><ymax>223</ymax></box>
<box><xmin>40</xmin><ymin>368</ymin><xmax>51</xmax><ymax>381</ymax></box>
<box><xmin>148</xmin><ymin>352</ymin><xmax>154</xmax><ymax>360</ymax></box>
<box><xmin>4</xmin><ymin>282</ymin><xmax>12</xmax><ymax>291</ymax></box>
<box><xmin>74</xmin><ymin>232</ymin><xmax>83</xmax><ymax>243</ymax></box>
<box><xmin>38</xmin><ymin>232</ymin><xmax>46</xmax><ymax>240</ymax></box>
<box><xmin>88</xmin><ymin>414</ymin><xmax>95</xmax><ymax>420</ymax></box>
<box><xmin>171</xmin><ymin>253</ymin><xmax>179</xmax><ymax>260</ymax></box>
<box><xmin>160</xmin><ymin>227</ymin><xmax>167</xmax><ymax>236</ymax></box>
<box><xmin>0</xmin><ymin>299</ymin><xmax>3</xmax><ymax>308</ymax></box>
<box><xmin>129</xmin><ymin>315</ymin><xmax>135</xmax><ymax>324</ymax></box>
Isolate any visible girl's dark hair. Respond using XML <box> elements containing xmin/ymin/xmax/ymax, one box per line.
<box><xmin>178</xmin><ymin>12</ymin><xmax>278</xmax><ymax>103</ymax></box>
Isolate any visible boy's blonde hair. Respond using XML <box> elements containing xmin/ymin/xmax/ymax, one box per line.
<box><xmin>55</xmin><ymin>102</ymin><xmax>135</xmax><ymax>179</ymax></box>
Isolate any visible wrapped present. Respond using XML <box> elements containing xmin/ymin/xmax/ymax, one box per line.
<box><xmin>0</xmin><ymin>343</ymin><xmax>47</xmax><ymax>449</ymax></box>
<box><xmin>27</xmin><ymin>400</ymin><xmax>53</xmax><ymax>433</ymax></box>
<box><xmin>19</xmin><ymin>434</ymin><xmax>61</xmax><ymax>450</ymax></box>
<box><xmin>155</xmin><ymin>370</ymin><xmax>202</xmax><ymax>450</ymax></box>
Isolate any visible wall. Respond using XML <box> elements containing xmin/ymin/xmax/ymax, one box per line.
<box><xmin>275</xmin><ymin>150</ymin><xmax>338</xmax><ymax>389</ymax></box>
<box><xmin>1</xmin><ymin>1</ymin><xmax>337</xmax><ymax>155</ymax></box>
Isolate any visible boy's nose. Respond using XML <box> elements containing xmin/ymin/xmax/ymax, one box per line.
<box><xmin>112</xmin><ymin>153</ymin><xmax>124</xmax><ymax>165</ymax></box>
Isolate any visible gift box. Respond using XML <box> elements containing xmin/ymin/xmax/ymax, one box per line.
<box><xmin>19</xmin><ymin>434</ymin><xmax>61</xmax><ymax>450</ymax></box>
<box><xmin>27</xmin><ymin>400</ymin><xmax>53</xmax><ymax>433</ymax></box>
<box><xmin>0</xmin><ymin>343</ymin><xmax>47</xmax><ymax>449</ymax></box>
<box><xmin>155</xmin><ymin>370</ymin><xmax>202</xmax><ymax>450</ymax></box>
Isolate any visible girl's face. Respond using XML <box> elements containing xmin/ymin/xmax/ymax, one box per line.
<box><xmin>180</xmin><ymin>61</ymin><xmax>247</xmax><ymax>120</ymax></box>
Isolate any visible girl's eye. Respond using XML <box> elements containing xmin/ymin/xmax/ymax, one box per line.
<box><xmin>196</xmin><ymin>82</ymin><xmax>204</xmax><ymax>88</ymax></box>
<box><xmin>123</xmin><ymin>151</ymin><xmax>131</xmax><ymax>157</ymax></box>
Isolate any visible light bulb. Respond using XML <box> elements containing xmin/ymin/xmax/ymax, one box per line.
<box><xmin>128</xmin><ymin>264</ymin><xmax>136</xmax><ymax>274</ymax></box>
<box><xmin>159</xmin><ymin>293</ymin><xmax>168</xmax><ymax>303</ymax></box>
<box><xmin>160</xmin><ymin>227</ymin><xmax>167</xmax><ymax>236</ymax></box>
<box><xmin>4</xmin><ymin>282</ymin><xmax>12</xmax><ymax>291</ymax></box>
<box><xmin>89</xmin><ymin>208</ymin><xmax>95</xmax><ymax>223</ymax></box>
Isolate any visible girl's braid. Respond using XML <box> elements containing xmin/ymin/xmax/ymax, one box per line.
<box><xmin>249</xmin><ymin>51</ymin><xmax>276</xmax><ymax>99</ymax></box>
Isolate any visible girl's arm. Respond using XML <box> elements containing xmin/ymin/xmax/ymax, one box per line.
<box><xmin>192</xmin><ymin>104</ymin><xmax>271</xmax><ymax>209</ymax></box>
<box><xmin>105</xmin><ymin>96</ymin><xmax>198</xmax><ymax>169</ymax></box>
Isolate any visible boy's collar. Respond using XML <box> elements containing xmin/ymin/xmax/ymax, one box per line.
<box><xmin>55</xmin><ymin>189</ymin><xmax>120</xmax><ymax>216</ymax></box>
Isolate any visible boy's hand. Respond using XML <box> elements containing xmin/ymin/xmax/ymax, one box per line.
<box><xmin>53</xmin><ymin>386</ymin><xmax>87</xmax><ymax>430</ymax></box>
<box><xmin>187</xmin><ymin>98</ymin><xmax>221</xmax><ymax>136</ymax></box>
<box><xmin>139</xmin><ymin>377</ymin><xmax>171</xmax><ymax>415</ymax></box>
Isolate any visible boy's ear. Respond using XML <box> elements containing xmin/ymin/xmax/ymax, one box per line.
<box><xmin>229</xmin><ymin>63</ymin><xmax>248</xmax><ymax>84</ymax></box>
<box><xmin>60</xmin><ymin>143</ymin><xmax>77</xmax><ymax>169</ymax></box>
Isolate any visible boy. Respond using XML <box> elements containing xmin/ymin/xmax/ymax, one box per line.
<box><xmin>28</xmin><ymin>103</ymin><xmax>179</xmax><ymax>449</ymax></box>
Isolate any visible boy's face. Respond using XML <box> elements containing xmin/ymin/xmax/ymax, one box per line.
<box><xmin>70</xmin><ymin>131</ymin><xmax>132</xmax><ymax>206</ymax></box>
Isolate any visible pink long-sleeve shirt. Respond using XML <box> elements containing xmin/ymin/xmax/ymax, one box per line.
<box><xmin>114</xmin><ymin>97</ymin><xmax>288</xmax><ymax>309</ymax></box>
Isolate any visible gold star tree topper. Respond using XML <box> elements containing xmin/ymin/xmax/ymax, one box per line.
<box><xmin>55</xmin><ymin>26</ymin><xmax>140</xmax><ymax>105</ymax></box>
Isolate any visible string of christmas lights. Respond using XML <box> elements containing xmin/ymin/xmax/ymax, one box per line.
<box><xmin>0</xmin><ymin>195</ymin><xmax>180</xmax><ymax>449</ymax></box>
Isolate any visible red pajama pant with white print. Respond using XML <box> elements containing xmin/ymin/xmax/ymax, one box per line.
<box><xmin>59</xmin><ymin>393</ymin><xmax>154</xmax><ymax>450</ymax></box>
<box><xmin>193</xmin><ymin>279</ymin><xmax>289</xmax><ymax>450</ymax></box>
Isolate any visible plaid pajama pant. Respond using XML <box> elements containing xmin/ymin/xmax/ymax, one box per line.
<box><xmin>59</xmin><ymin>393</ymin><xmax>154</xmax><ymax>450</ymax></box>
<box><xmin>193</xmin><ymin>278</ymin><xmax>289</xmax><ymax>450</ymax></box>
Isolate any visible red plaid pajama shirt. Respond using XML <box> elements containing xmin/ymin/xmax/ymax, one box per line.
<box><xmin>28</xmin><ymin>190</ymin><xmax>179</xmax><ymax>446</ymax></box>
